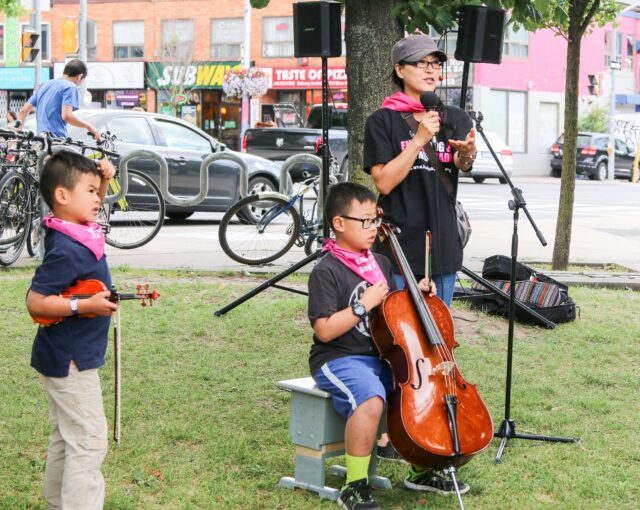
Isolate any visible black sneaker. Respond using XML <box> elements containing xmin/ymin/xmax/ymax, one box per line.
<box><xmin>337</xmin><ymin>478</ymin><xmax>381</xmax><ymax>510</ymax></box>
<box><xmin>403</xmin><ymin>468</ymin><xmax>470</xmax><ymax>496</ymax></box>
<box><xmin>376</xmin><ymin>443</ymin><xmax>404</xmax><ymax>462</ymax></box>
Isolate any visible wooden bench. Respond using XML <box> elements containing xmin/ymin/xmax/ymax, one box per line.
<box><xmin>276</xmin><ymin>377</ymin><xmax>392</xmax><ymax>500</ymax></box>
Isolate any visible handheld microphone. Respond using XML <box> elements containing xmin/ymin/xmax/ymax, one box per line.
<box><xmin>420</xmin><ymin>91</ymin><xmax>439</xmax><ymax>112</ymax></box>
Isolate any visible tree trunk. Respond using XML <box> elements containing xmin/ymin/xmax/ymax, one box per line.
<box><xmin>345</xmin><ymin>0</ymin><xmax>403</xmax><ymax>190</ymax></box>
<box><xmin>552</xmin><ymin>15</ymin><xmax>583</xmax><ymax>270</ymax></box>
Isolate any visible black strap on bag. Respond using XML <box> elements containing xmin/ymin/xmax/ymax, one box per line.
<box><xmin>402</xmin><ymin>113</ymin><xmax>456</xmax><ymax>197</ymax></box>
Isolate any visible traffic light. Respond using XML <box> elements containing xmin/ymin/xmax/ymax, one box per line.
<box><xmin>587</xmin><ymin>74</ymin><xmax>600</xmax><ymax>95</ymax></box>
<box><xmin>21</xmin><ymin>31</ymin><xmax>40</xmax><ymax>63</ymax></box>
<box><xmin>61</xmin><ymin>19</ymin><xmax>78</xmax><ymax>54</ymax></box>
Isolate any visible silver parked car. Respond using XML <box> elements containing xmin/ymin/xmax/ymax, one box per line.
<box><xmin>460</xmin><ymin>131</ymin><xmax>514</xmax><ymax>184</ymax></box>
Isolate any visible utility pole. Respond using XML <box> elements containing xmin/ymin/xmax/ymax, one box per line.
<box><xmin>607</xmin><ymin>36</ymin><xmax>617</xmax><ymax>181</ymax></box>
<box><xmin>79</xmin><ymin>0</ymin><xmax>88</xmax><ymax>105</ymax></box>
<box><xmin>240</xmin><ymin>0</ymin><xmax>251</xmax><ymax>145</ymax></box>
<box><xmin>34</xmin><ymin>0</ymin><xmax>41</xmax><ymax>87</ymax></box>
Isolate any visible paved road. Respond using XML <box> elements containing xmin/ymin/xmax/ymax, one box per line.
<box><xmin>12</xmin><ymin>176</ymin><xmax>640</xmax><ymax>272</ymax></box>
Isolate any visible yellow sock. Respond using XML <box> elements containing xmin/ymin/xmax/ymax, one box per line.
<box><xmin>345</xmin><ymin>453</ymin><xmax>371</xmax><ymax>485</ymax></box>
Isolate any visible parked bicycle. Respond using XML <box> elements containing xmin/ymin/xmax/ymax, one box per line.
<box><xmin>218</xmin><ymin>173</ymin><xmax>335</xmax><ymax>266</ymax></box>
<box><xmin>0</xmin><ymin>130</ymin><xmax>45</xmax><ymax>266</ymax></box>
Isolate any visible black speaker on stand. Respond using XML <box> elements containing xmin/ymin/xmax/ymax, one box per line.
<box><xmin>214</xmin><ymin>1</ymin><xmax>341</xmax><ymax>317</ymax></box>
<box><xmin>453</xmin><ymin>5</ymin><xmax>578</xmax><ymax>461</ymax></box>
<box><xmin>455</xmin><ymin>5</ymin><xmax>505</xmax><ymax>112</ymax></box>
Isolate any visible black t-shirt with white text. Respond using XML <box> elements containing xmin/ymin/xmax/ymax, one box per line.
<box><xmin>363</xmin><ymin>106</ymin><xmax>472</xmax><ymax>277</ymax></box>
<box><xmin>307</xmin><ymin>253</ymin><xmax>395</xmax><ymax>374</ymax></box>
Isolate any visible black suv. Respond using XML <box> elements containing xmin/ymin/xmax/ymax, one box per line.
<box><xmin>550</xmin><ymin>132</ymin><xmax>635</xmax><ymax>181</ymax></box>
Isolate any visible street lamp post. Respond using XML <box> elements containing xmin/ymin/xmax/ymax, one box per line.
<box><xmin>240</xmin><ymin>0</ymin><xmax>252</xmax><ymax>146</ymax></box>
<box><xmin>607</xmin><ymin>43</ymin><xmax>617</xmax><ymax>181</ymax></box>
<box><xmin>34</xmin><ymin>0</ymin><xmax>41</xmax><ymax>87</ymax></box>
<box><xmin>79</xmin><ymin>0</ymin><xmax>88</xmax><ymax>106</ymax></box>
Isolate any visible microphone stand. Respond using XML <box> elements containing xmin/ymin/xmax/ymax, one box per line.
<box><xmin>469</xmin><ymin>111</ymin><xmax>578</xmax><ymax>461</ymax></box>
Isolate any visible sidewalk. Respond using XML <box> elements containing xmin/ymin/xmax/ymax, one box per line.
<box><xmin>460</xmin><ymin>259</ymin><xmax>640</xmax><ymax>291</ymax></box>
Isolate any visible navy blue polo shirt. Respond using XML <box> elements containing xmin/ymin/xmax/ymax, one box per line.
<box><xmin>30</xmin><ymin>227</ymin><xmax>112</xmax><ymax>377</ymax></box>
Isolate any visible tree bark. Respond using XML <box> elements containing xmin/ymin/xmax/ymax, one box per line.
<box><xmin>552</xmin><ymin>6</ymin><xmax>584</xmax><ymax>270</ymax></box>
<box><xmin>345</xmin><ymin>0</ymin><xmax>403</xmax><ymax>190</ymax></box>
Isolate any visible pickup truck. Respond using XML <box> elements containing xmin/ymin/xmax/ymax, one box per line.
<box><xmin>242</xmin><ymin>103</ymin><xmax>349</xmax><ymax>182</ymax></box>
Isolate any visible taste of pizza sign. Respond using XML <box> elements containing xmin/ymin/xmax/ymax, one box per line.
<box><xmin>269</xmin><ymin>67</ymin><xmax>348</xmax><ymax>89</ymax></box>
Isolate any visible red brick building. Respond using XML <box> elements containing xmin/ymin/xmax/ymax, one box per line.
<box><xmin>0</xmin><ymin>0</ymin><xmax>347</xmax><ymax>149</ymax></box>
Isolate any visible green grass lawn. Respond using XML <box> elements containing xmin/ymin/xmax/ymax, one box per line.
<box><xmin>0</xmin><ymin>267</ymin><xmax>638</xmax><ymax>509</ymax></box>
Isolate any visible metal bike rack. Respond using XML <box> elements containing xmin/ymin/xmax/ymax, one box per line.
<box><xmin>157</xmin><ymin>150</ymin><xmax>249</xmax><ymax>207</ymax></box>
<box><xmin>36</xmin><ymin>146</ymin><xmax>133</xmax><ymax>204</ymax></box>
<box><xmin>279</xmin><ymin>153</ymin><xmax>323</xmax><ymax>223</ymax></box>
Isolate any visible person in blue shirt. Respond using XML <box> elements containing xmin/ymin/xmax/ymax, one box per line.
<box><xmin>16</xmin><ymin>59</ymin><xmax>100</xmax><ymax>140</ymax></box>
<box><xmin>26</xmin><ymin>151</ymin><xmax>116</xmax><ymax>510</ymax></box>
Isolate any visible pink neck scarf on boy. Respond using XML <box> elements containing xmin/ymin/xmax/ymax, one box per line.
<box><xmin>322</xmin><ymin>238</ymin><xmax>388</xmax><ymax>287</ymax></box>
<box><xmin>43</xmin><ymin>216</ymin><xmax>105</xmax><ymax>260</ymax></box>
<box><xmin>380</xmin><ymin>91</ymin><xmax>425</xmax><ymax>113</ymax></box>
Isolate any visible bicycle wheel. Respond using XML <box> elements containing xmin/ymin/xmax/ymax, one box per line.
<box><xmin>219</xmin><ymin>194</ymin><xmax>301</xmax><ymax>265</ymax></box>
<box><xmin>26</xmin><ymin>190</ymin><xmax>43</xmax><ymax>257</ymax></box>
<box><xmin>0</xmin><ymin>171</ymin><xmax>29</xmax><ymax>266</ymax></box>
<box><xmin>100</xmin><ymin>169</ymin><xmax>165</xmax><ymax>250</ymax></box>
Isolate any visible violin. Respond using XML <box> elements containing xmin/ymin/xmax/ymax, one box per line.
<box><xmin>370</xmin><ymin>219</ymin><xmax>493</xmax><ymax>471</ymax></box>
<box><xmin>32</xmin><ymin>279</ymin><xmax>159</xmax><ymax>326</ymax></box>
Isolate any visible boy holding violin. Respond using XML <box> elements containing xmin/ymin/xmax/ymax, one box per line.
<box><xmin>309</xmin><ymin>182</ymin><xmax>455</xmax><ymax>510</ymax></box>
<box><xmin>26</xmin><ymin>151</ymin><xmax>116</xmax><ymax>510</ymax></box>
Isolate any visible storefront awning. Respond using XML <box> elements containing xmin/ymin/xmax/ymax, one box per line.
<box><xmin>146</xmin><ymin>62</ymin><xmax>239</xmax><ymax>90</ymax></box>
<box><xmin>53</xmin><ymin>62</ymin><xmax>144</xmax><ymax>90</ymax></box>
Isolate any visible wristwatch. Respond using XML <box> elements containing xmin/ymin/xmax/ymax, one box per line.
<box><xmin>351</xmin><ymin>300</ymin><xmax>367</xmax><ymax>318</ymax></box>
<box><xmin>70</xmin><ymin>297</ymin><xmax>79</xmax><ymax>316</ymax></box>
<box><xmin>13</xmin><ymin>120</ymin><xmax>22</xmax><ymax>128</ymax></box>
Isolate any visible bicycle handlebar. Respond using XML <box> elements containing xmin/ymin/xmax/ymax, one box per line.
<box><xmin>0</xmin><ymin>129</ymin><xmax>46</xmax><ymax>145</ymax></box>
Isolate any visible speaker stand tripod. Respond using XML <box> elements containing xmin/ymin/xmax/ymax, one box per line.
<box><xmin>214</xmin><ymin>56</ymin><xmax>332</xmax><ymax>316</ymax></box>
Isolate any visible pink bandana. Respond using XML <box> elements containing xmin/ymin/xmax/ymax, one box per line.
<box><xmin>380</xmin><ymin>91</ymin><xmax>425</xmax><ymax>113</ymax></box>
<box><xmin>322</xmin><ymin>239</ymin><xmax>388</xmax><ymax>287</ymax></box>
<box><xmin>43</xmin><ymin>216</ymin><xmax>105</xmax><ymax>260</ymax></box>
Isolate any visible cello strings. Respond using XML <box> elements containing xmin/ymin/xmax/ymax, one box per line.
<box><xmin>390</xmin><ymin>230</ymin><xmax>456</xmax><ymax>394</ymax></box>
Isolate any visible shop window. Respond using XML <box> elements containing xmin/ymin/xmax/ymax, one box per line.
<box><xmin>20</xmin><ymin>23</ymin><xmax>50</xmax><ymax>61</ymax></box>
<box><xmin>487</xmin><ymin>90</ymin><xmax>527</xmax><ymax>153</ymax></box>
<box><xmin>104</xmin><ymin>116</ymin><xmax>155</xmax><ymax>146</ymax></box>
<box><xmin>162</xmin><ymin>19</ymin><xmax>194</xmax><ymax>60</ymax></box>
<box><xmin>113</xmin><ymin>21</ymin><xmax>144</xmax><ymax>60</ymax></box>
<box><xmin>0</xmin><ymin>24</ymin><xmax>4</xmax><ymax>61</ymax></box>
<box><xmin>211</xmin><ymin>18</ymin><xmax>242</xmax><ymax>60</ymax></box>
<box><xmin>503</xmin><ymin>23</ymin><xmax>528</xmax><ymax>58</ymax></box>
<box><xmin>262</xmin><ymin>17</ymin><xmax>294</xmax><ymax>58</ymax></box>
<box><xmin>156</xmin><ymin>119</ymin><xmax>212</xmax><ymax>152</ymax></box>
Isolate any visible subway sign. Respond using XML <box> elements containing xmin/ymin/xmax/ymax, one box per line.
<box><xmin>146</xmin><ymin>62</ymin><xmax>239</xmax><ymax>89</ymax></box>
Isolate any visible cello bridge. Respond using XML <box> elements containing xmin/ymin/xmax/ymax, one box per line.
<box><xmin>431</xmin><ymin>361</ymin><xmax>455</xmax><ymax>376</ymax></box>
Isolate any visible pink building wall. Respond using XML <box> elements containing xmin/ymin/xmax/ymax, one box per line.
<box><xmin>473</xmin><ymin>15</ymin><xmax>640</xmax><ymax>96</ymax></box>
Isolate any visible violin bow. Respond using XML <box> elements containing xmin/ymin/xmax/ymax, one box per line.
<box><xmin>113</xmin><ymin>289</ymin><xmax>122</xmax><ymax>443</ymax></box>
<box><xmin>425</xmin><ymin>231</ymin><xmax>432</xmax><ymax>281</ymax></box>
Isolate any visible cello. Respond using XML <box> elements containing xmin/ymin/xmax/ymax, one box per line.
<box><xmin>371</xmin><ymin>220</ymin><xmax>493</xmax><ymax>503</ymax></box>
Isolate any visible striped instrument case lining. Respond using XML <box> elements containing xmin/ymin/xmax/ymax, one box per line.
<box><xmin>472</xmin><ymin>279</ymin><xmax>563</xmax><ymax>308</ymax></box>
